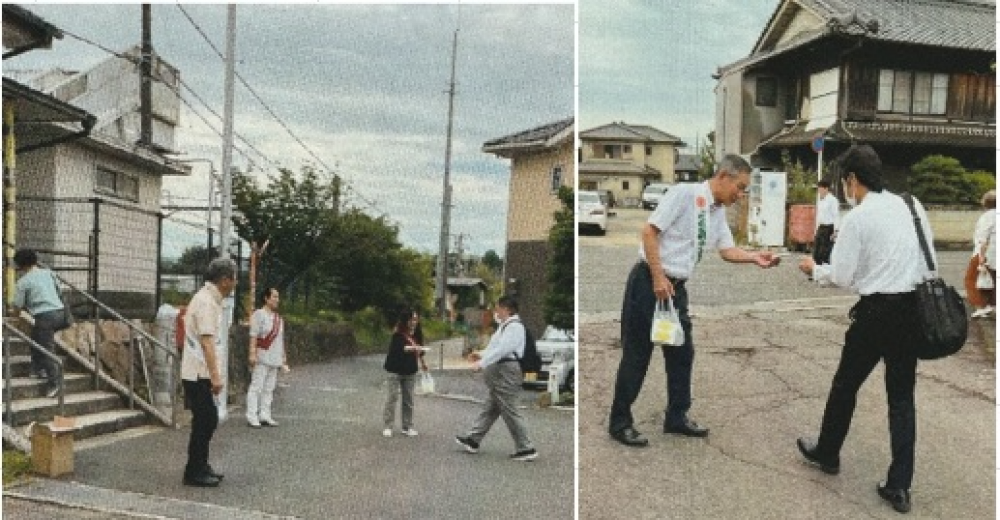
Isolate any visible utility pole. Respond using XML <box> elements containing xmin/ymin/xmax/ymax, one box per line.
<box><xmin>140</xmin><ymin>4</ymin><xmax>152</xmax><ymax>146</ymax></box>
<box><xmin>219</xmin><ymin>4</ymin><xmax>236</xmax><ymax>260</ymax></box>
<box><xmin>435</xmin><ymin>25</ymin><xmax>459</xmax><ymax>320</ymax></box>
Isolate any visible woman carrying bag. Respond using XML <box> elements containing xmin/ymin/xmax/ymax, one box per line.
<box><xmin>382</xmin><ymin>308</ymin><xmax>428</xmax><ymax>438</ymax></box>
<box><xmin>966</xmin><ymin>190</ymin><xmax>996</xmax><ymax>318</ymax></box>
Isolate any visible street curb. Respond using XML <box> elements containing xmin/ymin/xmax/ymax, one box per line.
<box><xmin>6</xmin><ymin>479</ymin><xmax>300</xmax><ymax>520</ymax></box>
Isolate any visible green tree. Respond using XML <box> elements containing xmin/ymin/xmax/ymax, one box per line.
<box><xmin>481</xmin><ymin>249</ymin><xmax>503</xmax><ymax>274</ymax></box>
<box><xmin>232</xmin><ymin>165</ymin><xmax>341</xmax><ymax>297</ymax></box>
<box><xmin>543</xmin><ymin>186</ymin><xmax>574</xmax><ymax>331</ymax></box>
<box><xmin>780</xmin><ymin>149</ymin><xmax>818</xmax><ymax>203</ymax></box>
<box><xmin>164</xmin><ymin>245</ymin><xmax>217</xmax><ymax>275</ymax></box>
<box><xmin>231</xmin><ymin>166</ymin><xmax>431</xmax><ymax>314</ymax></box>
<box><xmin>966</xmin><ymin>170</ymin><xmax>996</xmax><ymax>203</ymax></box>
<box><xmin>910</xmin><ymin>155</ymin><xmax>966</xmax><ymax>203</ymax></box>
<box><xmin>696</xmin><ymin>131</ymin><xmax>718</xmax><ymax>181</ymax></box>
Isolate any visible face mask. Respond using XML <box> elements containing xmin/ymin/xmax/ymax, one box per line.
<box><xmin>843</xmin><ymin>180</ymin><xmax>858</xmax><ymax>207</ymax></box>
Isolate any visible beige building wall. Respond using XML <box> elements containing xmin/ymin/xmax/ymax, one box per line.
<box><xmin>506</xmin><ymin>140</ymin><xmax>574</xmax><ymax>242</ymax></box>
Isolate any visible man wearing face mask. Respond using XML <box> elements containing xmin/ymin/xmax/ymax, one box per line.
<box><xmin>608</xmin><ymin>154</ymin><xmax>781</xmax><ymax>448</ymax></box>
<box><xmin>797</xmin><ymin>144</ymin><xmax>934</xmax><ymax>514</ymax></box>
<box><xmin>455</xmin><ymin>295</ymin><xmax>537</xmax><ymax>461</ymax></box>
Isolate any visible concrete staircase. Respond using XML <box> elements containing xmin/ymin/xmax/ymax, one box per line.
<box><xmin>3</xmin><ymin>334</ymin><xmax>162</xmax><ymax>450</ymax></box>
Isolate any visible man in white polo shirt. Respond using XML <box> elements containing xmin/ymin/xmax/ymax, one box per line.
<box><xmin>608</xmin><ymin>155</ymin><xmax>780</xmax><ymax>448</ymax></box>
<box><xmin>181</xmin><ymin>257</ymin><xmax>237</xmax><ymax>487</ymax></box>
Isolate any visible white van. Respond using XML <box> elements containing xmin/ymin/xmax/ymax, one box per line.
<box><xmin>641</xmin><ymin>183</ymin><xmax>672</xmax><ymax>210</ymax></box>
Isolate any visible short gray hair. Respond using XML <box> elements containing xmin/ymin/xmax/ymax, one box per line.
<box><xmin>206</xmin><ymin>257</ymin><xmax>237</xmax><ymax>284</ymax></box>
<box><xmin>715</xmin><ymin>154</ymin><xmax>752</xmax><ymax>178</ymax></box>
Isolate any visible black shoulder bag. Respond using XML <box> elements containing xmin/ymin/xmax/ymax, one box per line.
<box><xmin>902</xmin><ymin>194</ymin><xmax>968</xmax><ymax>360</ymax></box>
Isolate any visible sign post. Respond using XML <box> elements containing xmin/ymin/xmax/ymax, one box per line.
<box><xmin>811</xmin><ymin>134</ymin><xmax>825</xmax><ymax>231</ymax></box>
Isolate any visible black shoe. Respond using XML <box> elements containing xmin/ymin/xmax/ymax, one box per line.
<box><xmin>877</xmin><ymin>482</ymin><xmax>912</xmax><ymax>513</ymax></box>
<box><xmin>510</xmin><ymin>448</ymin><xmax>538</xmax><ymax>461</ymax></box>
<box><xmin>796</xmin><ymin>438</ymin><xmax>840</xmax><ymax>475</ymax></box>
<box><xmin>664</xmin><ymin>419</ymin><xmax>709</xmax><ymax>438</ymax></box>
<box><xmin>183</xmin><ymin>473</ymin><xmax>221</xmax><ymax>487</ymax></box>
<box><xmin>205</xmin><ymin>464</ymin><xmax>224</xmax><ymax>481</ymax></box>
<box><xmin>455</xmin><ymin>436</ymin><xmax>479</xmax><ymax>454</ymax></box>
<box><xmin>610</xmin><ymin>426</ymin><xmax>649</xmax><ymax>447</ymax></box>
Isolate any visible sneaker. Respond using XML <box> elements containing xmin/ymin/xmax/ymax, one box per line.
<box><xmin>260</xmin><ymin>418</ymin><xmax>279</xmax><ymax>427</ymax></box>
<box><xmin>401</xmin><ymin>428</ymin><xmax>418</xmax><ymax>437</ymax></box>
<box><xmin>972</xmin><ymin>308</ymin><xmax>991</xmax><ymax>318</ymax></box>
<box><xmin>455</xmin><ymin>436</ymin><xmax>479</xmax><ymax>453</ymax></box>
<box><xmin>247</xmin><ymin>418</ymin><xmax>261</xmax><ymax>428</ymax></box>
<box><xmin>510</xmin><ymin>448</ymin><xmax>538</xmax><ymax>461</ymax></box>
<box><xmin>382</xmin><ymin>428</ymin><xmax>392</xmax><ymax>438</ymax></box>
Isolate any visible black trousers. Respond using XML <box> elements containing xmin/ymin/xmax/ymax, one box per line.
<box><xmin>30</xmin><ymin>310</ymin><xmax>62</xmax><ymax>387</ymax></box>
<box><xmin>813</xmin><ymin>224</ymin><xmax>835</xmax><ymax>264</ymax></box>
<box><xmin>609</xmin><ymin>261</ymin><xmax>694</xmax><ymax>434</ymax></box>
<box><xmin>814</xmin><ymin>292</ymin><xmax>920</xmax><ymax>490</ymax></box>
<box><xmin>183</xmin><ymin>378</ymin><xmax>218</xmax><ymax>478</ymax></box>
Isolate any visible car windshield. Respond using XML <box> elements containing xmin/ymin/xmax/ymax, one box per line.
<box><xmin>579</xmin><ymin>192</ymin><xmax>600</xmax><ymax>204</ymax></box>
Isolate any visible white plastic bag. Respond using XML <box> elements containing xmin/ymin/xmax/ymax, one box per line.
<box><xmin>416</xmin><ymin>371</ymin><xmax>435</xmax><ymax>395</ymax></box>
<box><xmin>976</xmin><ymin>265</ymin><xmax>994</xmax><ymax>290</ymax></box>
<box><xmin>650</xmin><ymin>298</ymin><xmax>685</xmax><ymax>347</ymax></box>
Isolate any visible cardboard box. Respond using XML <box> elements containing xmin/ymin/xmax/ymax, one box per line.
<box><xmin>30</xmin><ymin>418</ymin><xmax>76</xmax><ymax>477</ymax></box>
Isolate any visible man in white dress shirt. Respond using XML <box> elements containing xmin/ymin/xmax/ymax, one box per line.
<box><xmin>797</xmin><ymin>144</ymin><xmax>933</xmax><ymax>514</ymax></box>
<box><xmin>608</xmin><ymin>155</ymin><xmax>780</xmax><ymax>447</ymax></box>
<box><xmin>456</xmin><ymin>295</ymin><xmax>537</xmax><ymax>461</ymax></box>
<box><xmin>813</xmin><ymin>179</ymin><xmax>840</xmax><ymax>264</ymax></box>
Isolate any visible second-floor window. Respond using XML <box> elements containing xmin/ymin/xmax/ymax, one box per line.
<box><xmin>95</xmin><ymin>167</ymin><xmax>139</xmax><ymax>202</ymax></box>
<box><xmin>877</xmin><ymin>69</ymin><xmax>948</xmax><ymax>115</ymax></box>
<box><xmin>550</xmin><ymin>165</ymin><xmax>563</xmax><ymax>193</ymax></box>
<box><xmin>622</xmin><ymin>181</ymin><xmax>630</xmax><ymax>191</ymax></box>
<box><xmin>602</xmin><ymin>144</ymin><xmax>632</xmax><ymax>160</ymax></box>
<box><xmin>645</xmin><ymin>145</ymin><xmax>653</xmax><ymax>156</ymax></box>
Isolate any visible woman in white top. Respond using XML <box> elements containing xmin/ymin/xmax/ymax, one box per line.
<box><xmin>966</xmin><ymin>190</ymin><xmax>996</xmax><ymax>318</ymax></box>
<box><xmin>246</xmin><ymin>287</ymin><xmax>289</xmax><ymax>428</ymax></box>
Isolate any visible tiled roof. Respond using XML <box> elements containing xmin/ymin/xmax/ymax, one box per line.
<box><xmin>578</xmin><ymin>160</ymin><xmax>648</xmax><ymax>175</ymax></box>
<box><xmin>675</xmin><ymin>153</ymin><xmax>702</xmax><ymax>172</ymax></box>
<box><xmin>580</xmin><ymin>122</ymin><xmax>685</xmax><ymax>145</ymax></box>
<box><xmin>760</xmin><ymin>120</ymin><xmax>996</xmax><ymax>148</ymax></box>
<box><xmin>727</xmin><ymin>0</ymin><xmax>995</xmax><ymax>75</ymax></box>
<box><xmin>482</xmin><ymin>117</ymin><xmax>573</xmax><ymax>149</ymax></box>
<box><xmin>794</xmin><ymin>0</ymin><xmax>995</xmax><ymax>51</ymax></box>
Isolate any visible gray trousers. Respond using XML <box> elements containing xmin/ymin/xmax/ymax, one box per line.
<box><xmin>465</xmin><ymin>362</ymin><xmax>533</xmax><ymax>452</ymax></box>
<box><xmin>383</xmin><ymin>374</ymin><xmax>415</xmax><ymax>429</ymax></box>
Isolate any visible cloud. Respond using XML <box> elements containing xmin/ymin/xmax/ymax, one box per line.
<box><xmin>10</xmin><ymin>3</ymin><xmax>573</xmax><ymax>258</ymax></box>
<box><xmin>579</xmin><ymin>1</ymin><xmax>774</xmax><ymax>148</ymax></box>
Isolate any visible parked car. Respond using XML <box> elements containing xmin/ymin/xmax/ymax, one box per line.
<box><xmin>577</xmin><ymin>190</ymin><xmax>608</xmax><ymax>235</ymax></box>
<box><xmin>524</xmin><ymin>325</ymin><xmax>575</xmax><ymax>393</ymax></box>
<box><xmin>641</xmin><ymin>182</ymin><xmax>672</xmax><ymax>210</ymax></box>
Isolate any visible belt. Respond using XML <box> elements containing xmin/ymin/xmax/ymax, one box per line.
<box><xmin>860</xmin><ymin>291</ymin><xmax>916</xmax><ymax>303</ymax></box>
<box><xmin>639</xmin><ymin>261</ymin><xmax>686</xmax><ymax>288</ymax></box>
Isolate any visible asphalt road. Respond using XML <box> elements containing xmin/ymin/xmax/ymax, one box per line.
<box><xmin>580</xmin><ymin>208</ymin><xmax>972</xmax><ymax>317</ymax></box>
<box><xmin>577</xmin><ymin>207</ymin><xmax>995</xmax><ymax>519</ymax></box>
<box><xmin>5</xmin><ymin>356</ymin><xmax>574</xmax><ymax>519</ymax></box>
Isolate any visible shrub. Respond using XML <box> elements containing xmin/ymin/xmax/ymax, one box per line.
<box><xmin>910</xmin><ymin>155</ymin><xmax>966</xmax><ymax>204</ymax></box>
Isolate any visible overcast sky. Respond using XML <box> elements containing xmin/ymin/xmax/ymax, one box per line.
<box><xmin>579</xmin><ymin>0</ymin><xmax>776</xmax><ymax>151</ymax></box>
<box><xmin>10</xmin><ymin>2</ymin><xmax>574</xmax><ymax>258</ymax></box>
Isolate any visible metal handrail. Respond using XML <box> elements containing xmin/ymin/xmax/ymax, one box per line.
<box><xmin>3</xmin><ymin>320</ymin><xmax>66</xmax><ymax>419</ymax></box>
<box><xmin>48</xmin><ymin>268</ymin><xmax>180</xmax><ymax>427</ymax></box>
